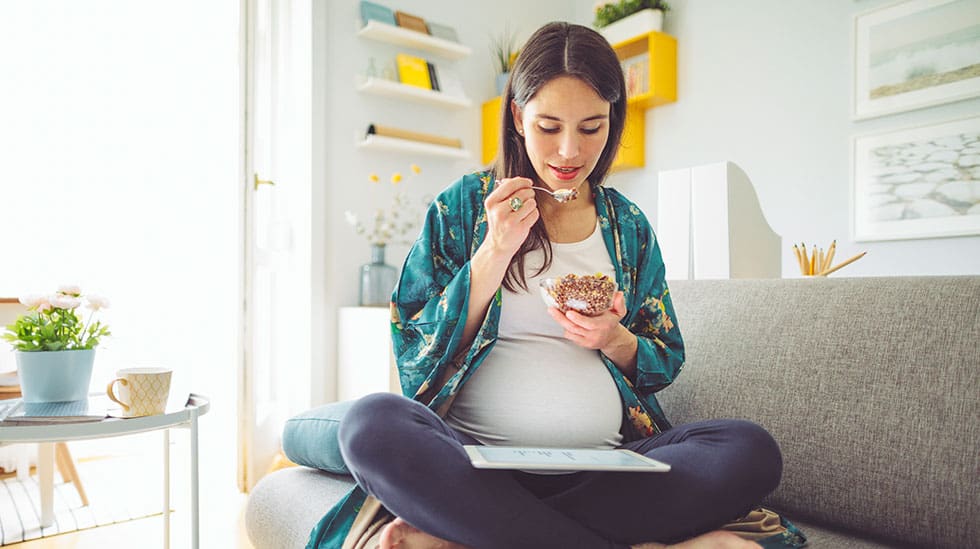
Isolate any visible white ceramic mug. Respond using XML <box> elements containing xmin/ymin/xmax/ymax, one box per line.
<box><xmin>106</xmin><ymin>367</ymin><xmax>173</xmax><ymax>417</ymax></box>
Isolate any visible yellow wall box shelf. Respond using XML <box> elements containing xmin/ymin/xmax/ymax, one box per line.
<box><xmin>357</xmin><ymin>20</ymin><xmax>471</xmax><ymax>60</ymax></box>
<box><xmin>356</xmin><ymin>76</ymin><xmax>472</xmax><ymax>109</ymax></box>
<box><xmin>612</xmin><ymin>31</ymin><xmax>677</xmax><ymax>110</ymax></box>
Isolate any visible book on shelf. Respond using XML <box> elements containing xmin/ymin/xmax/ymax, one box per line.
<box><xmin>0</xmin><ymin>394</ymin><xmax>112</xmax><ymax>425</ymax></box>
<box><xmin>394</xmin><ymin>10</ymin><xmax>429</xmax><ymax>34</ymax></box>
<box><xmin>621</xmin><ymin>54</ymin><xmax>649</xmax><ymax>98</ymax></box>
<box><xmin>396</xmin><ymin>53</ymin><xmax>432</xmax><ymax>90</ymax></box>
<box><xmin>427</xmin><ymin>62</ymin><xmax>441</xmax><ymax>92</ymax></box>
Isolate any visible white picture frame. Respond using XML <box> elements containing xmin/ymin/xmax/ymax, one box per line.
<box><xmin>853</xmin><ymin>0</ymin><xmax>980</xmax><ymax>120</ymax></box>
<box><xmin>852</xmin><ymin>115</ymin><xmax>980</xmax><ymax>241</ymax></box>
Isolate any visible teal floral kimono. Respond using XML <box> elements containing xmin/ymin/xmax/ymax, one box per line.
<box><xmin>306</xmin><ymin>171</ymin><xmax>803</xmax><ymax>548</ymax></box>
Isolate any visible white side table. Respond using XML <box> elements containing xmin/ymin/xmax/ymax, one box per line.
<box><xmin>0</xmin><ymin>394</ymin><xmax>209</xmax><ymax>549</ymax></box>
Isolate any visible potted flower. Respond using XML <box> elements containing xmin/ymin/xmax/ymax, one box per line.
<box><xmin>2</xmin><ymin>285</ymin><xmax>110</xmax><ymax>403</ymax></box>
<box><xmin>345</xmin><ymin>165</ymin><xmax>425</xmax><ymax>306</ymax></box>
<box><xmin>593</xmin><ymin>0</ymin><xmax>670</xmax><ymax>45</ymax></box>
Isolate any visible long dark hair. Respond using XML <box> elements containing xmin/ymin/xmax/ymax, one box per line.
<box><xmin>493</xmin><ymin>21</ymin><xmax>627</xmax><ymax>292</ymax></box>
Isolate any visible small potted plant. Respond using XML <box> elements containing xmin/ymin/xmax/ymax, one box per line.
<box><xmin>593</xmin><ymin>0</ymin><xmax>670</xmax><ymax>45</ymax></box>
<box><xmin>490</xmin><ymin>26</ymin><xmax>519</xmax><ymax>96</ymax></box>
<box><xmin>3</xmin><ymin>285</ymin><xmax>110</xmax><ymax>403</ymax></box>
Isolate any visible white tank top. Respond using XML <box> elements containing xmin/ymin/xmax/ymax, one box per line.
<box><xmin>446</xmin><ymin>221</ymin><xmax>624</xmax><ymax>449</ymax></box>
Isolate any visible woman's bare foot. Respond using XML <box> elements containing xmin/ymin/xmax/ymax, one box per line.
<box><xmin>379</xmin><ymin>517</ymin><xmax>470</xmax><ymax>549</ymax></box>
<box><xmin>632</xmin><ymin>530</ymin><xmax>762</xmax><ymax>549</ymax></box>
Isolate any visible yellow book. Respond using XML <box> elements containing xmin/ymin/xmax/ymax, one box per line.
<box><xmin>396</xmin><ymin>53</ymin><xmax>431</xmax><ymax>90</ymax></box>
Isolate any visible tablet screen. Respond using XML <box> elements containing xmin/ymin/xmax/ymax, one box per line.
<box><xmin>464</xmin><ymin>445</ymin><xmax>670</xmax><ymax>472</ymax></box>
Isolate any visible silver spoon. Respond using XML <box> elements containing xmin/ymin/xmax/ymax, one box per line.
<box><xmin>532</xmin><ymin>185</ymin><xmax>578</xmax><ymax>203</ymax></box>
<box><xmin>495</xmin><ymin>180</ymin><xmax>580</xmax><ymax>204</ymax></box>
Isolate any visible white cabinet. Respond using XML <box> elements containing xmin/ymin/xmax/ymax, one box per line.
<box><xmin>337</xmin><ymin>307</ymin><xmax>400</xmax><ymax>401</ymax></box>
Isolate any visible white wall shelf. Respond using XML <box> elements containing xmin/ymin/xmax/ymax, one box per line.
<box><xmin>356</xmin><ymin>76</ymin><xmax>472</xmax><ymax>109</ymax></box>
<box><xmin>357</xmin><ymin>134</ymin><xmax>471</xmax><ymax>160</ymax></box>
<box><xmin>357</xmin><ymin>20</ymin><xmax>471</xmax><ymax>60</ymax></box>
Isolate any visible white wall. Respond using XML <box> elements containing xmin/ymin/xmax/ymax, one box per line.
<box><xmin>574</xmin><ymin>0</ymin><xmax>980</xmax><ymax>277</ymax></box>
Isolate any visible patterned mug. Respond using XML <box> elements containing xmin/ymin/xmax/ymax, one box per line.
<box><xmin>106</xmin><ymin>367</ymin><xmax>173</xmax><ymax>418</ymax></box>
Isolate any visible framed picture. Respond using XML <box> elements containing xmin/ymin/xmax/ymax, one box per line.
<box><xmin>853</xmin><ymin>0</ymin><xmax>980</xmax><ymax>119</ymax></box>
<box><xmin>852</xmin><ymin>115</ymin><xmax>980</xmax><ymax>241</ymax></box>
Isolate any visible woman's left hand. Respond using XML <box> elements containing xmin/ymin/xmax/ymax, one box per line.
<box><xmin>547</xmin><ymin>291</ymin><xmax>629</xmax><ymax>351</ymax></box>
<box><xmin>548</xmin><ymin>291</ymin><xmax>638</xmax><ymax>374</ymax></box>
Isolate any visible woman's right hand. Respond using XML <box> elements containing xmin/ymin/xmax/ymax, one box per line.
<box><xmin>483</xmin><ymin>177</ymin><xmax>539</xmax><ymax>259</ymax></box>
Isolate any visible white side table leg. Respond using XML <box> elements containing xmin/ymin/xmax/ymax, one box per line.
<box><xmin>163</xmin><ymin>429</ymin><xmax>170</xmax><ymax>549</ymax></box>
<box><xmin>37</xmin><ymin>442</ymin><xmax>54</xmax><ymax>528</ymax></box>
<box><xmin>190</xmin><ymin>410</ymin><xmax>199</xmax><ymax>549</ymax></box>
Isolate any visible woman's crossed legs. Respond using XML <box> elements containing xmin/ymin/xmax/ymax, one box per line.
<box><xmin>338</xmin><ymin>393</ymin><xmax>781</xmax><ymax>549</ymax></box>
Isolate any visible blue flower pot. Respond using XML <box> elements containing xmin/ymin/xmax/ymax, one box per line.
<box><xmin>15</xmin><ymin>349</ymin><xmax>96</xmax><ymax>403</ymax></box>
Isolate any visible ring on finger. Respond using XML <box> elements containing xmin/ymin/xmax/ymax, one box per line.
<box><xmin>509</xmin><ymin>196</ymin><xmax>524</xmax><ymax>212</ymax></box>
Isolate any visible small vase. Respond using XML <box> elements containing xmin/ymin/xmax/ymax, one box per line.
<box><xmin>495</xmin><ymin>72</ymin><xmax>510</xmax><ymax>96</ymax></box>
<box><xmin>16</xmin><ymin>348</ymin><xmax>96</xmax><ymax>403</ymax></box>
<box><xmin>359</xmin><ymin>244</ymin><xmax>398</xmax><ymax>307</ymax></box>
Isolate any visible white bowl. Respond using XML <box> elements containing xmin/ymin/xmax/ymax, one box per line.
<box><xmin>539</xmin><ymin>274</ymin><xmax>617</xmax><ymax>316</ymax></box>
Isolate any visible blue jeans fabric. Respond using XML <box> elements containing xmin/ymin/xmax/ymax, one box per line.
<box><xmin>338</xmin><ymin>393</ymin><xmax>782</xmax><ymax>549</ymax></box>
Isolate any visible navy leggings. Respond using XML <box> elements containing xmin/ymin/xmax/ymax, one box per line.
<box><xmin>338</xmin><ymin>393</ymin><xmax>782</xmax><ymax>549</ymax></box>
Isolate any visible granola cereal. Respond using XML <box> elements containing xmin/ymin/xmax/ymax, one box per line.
<box><xmin>540</xmin><ymin>273</ymin><xmax>616</xmax><ymax>316</ymax></box>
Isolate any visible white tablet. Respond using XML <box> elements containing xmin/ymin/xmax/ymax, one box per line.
<box><xmin>464</xmin><ymin>445</ymin><xmax>670</xmax><ymax>473</ymax></box>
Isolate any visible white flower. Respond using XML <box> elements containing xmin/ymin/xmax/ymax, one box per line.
<box><xmin>344</xmin><ymin>211</ymin><xmax>359</xmax><ymax>226</ymax></box>
<box><xmin>86</xmin><ymin>294</ymin><xmax>110</xmax><ymax>311</ymax></box>
<box><xmin>19</xmin><ymin>293</ymin><xmax>46</xmax><ymax>309</ymax></box>
<box><xmin>49</xmin><ymin>294</ymin><xmax>82</xmax><ymax>310</ymax></box>
<box><xmin>57</xmin><ymin>284</ymin><xmax>82</xmax><ymax>296</ymax></box>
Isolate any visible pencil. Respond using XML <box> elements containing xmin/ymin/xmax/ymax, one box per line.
<box><xmin>793</xmin><ymin>245</ymin><xmax>804</xmax><ymax>275</ymax></box>
<box><xmin>825</xmin><ymin>240</ymin><xmax>837</xmax><ymax>272</ymax></box>
<box><xmin>818</xmin><ymin>251</ymin><xmax>866</xmax><ymax>276</ymax></box>
<box><xmin>809</xmin><ymin>245</ymin><xmax>816</xmax><ymax>276</ymax></box>
<box><xmin>800</xmin><ymin>244</ymin><xmax>809</xmax><ymax>275</ymax></box>
<box><xmin>817</xmin><ymin>249</ymin><xmax>825</xmax><ymax>274</ymax></box>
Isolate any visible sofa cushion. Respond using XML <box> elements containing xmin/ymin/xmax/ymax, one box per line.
<box><xmin>661</xmin><ymin>277</ymin><xmax>980</xmax><ymax>549</ymax></box>
<box><xmin>281</xmin><ymin>399</ymin><xmax>355</xmax><ymax>474</ymax></box>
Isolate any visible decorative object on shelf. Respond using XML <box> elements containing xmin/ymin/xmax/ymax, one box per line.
<box><xmin>2</xmin><ymin>286</ymin><xmax>111</xmax><ymax>403</ymax></box>
<box><xmin>345</xmin><ymin>166</ymin><xmax>426</xmax><ymax>306</ymax></box>
<box><xmin>490</xmin><ymin>26</ymin><xmax>519</xmax><ymax>95</ymax></box>
<box><xmin>427</xmin><ymin>21</ymin><xmax>460</xmax><ymax>43</ymax></box>
<box><xmin>853</xmin><ymin>0</ymin><xmax>980</xmax><ymax>120</ymax></box>
<box><xmin>394</xmin><ymin>10</ymin><xmax>429</xmax><ymax>35</ymax></box>
<box><xmin>359</xmin><ymin>0</ymin><xmax>396</xmax><ymax>26</ymax></box>
<box><xmin>367</xmin><ymin>123</ymin><xmax>463</xmax><ymax>148</ymax></box>
<box><xmin>594</xmin><ymin>1</ymin><xmax>669</xmax><ymax>45</ymax></box>
<box><xmin>852</xmin><ymin>115</ymin><xmax>980</xmax><ymax>241</ymax></box>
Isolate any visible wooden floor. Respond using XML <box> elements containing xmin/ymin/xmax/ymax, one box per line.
<box><xmin>1</xmin><ymin>434</ymin><xmax>257</xmax><ymax>549</ymax></box>
<box><xmin>10</xmin><ymin>511</ymin><xmax>255</xmax><ymax>549</ymax></box>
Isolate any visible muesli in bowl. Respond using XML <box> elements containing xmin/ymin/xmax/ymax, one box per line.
<box><xmin>539</xmin><ymin>273</ymin><xmax>617</xmax><ymax>316</ymax></box>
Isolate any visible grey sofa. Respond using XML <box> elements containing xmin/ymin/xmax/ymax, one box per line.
<box><xmin>246</xmin><ymin>276</ymin><xmax>980</xmax><ymax>548</ymax></box>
